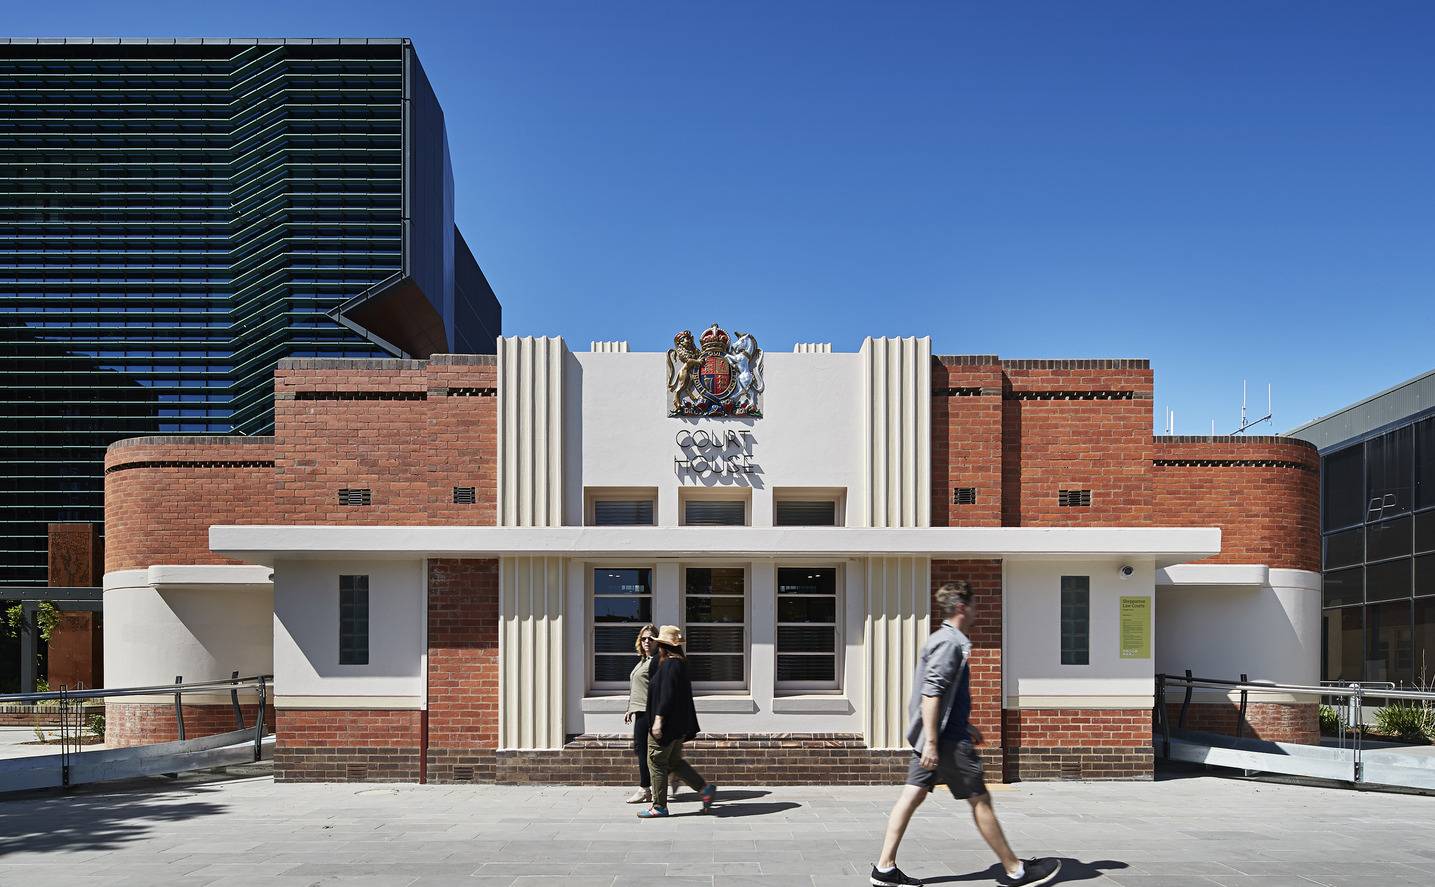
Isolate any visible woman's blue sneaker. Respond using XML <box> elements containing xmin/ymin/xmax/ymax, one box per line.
<box><xmin>700</xmin><ymin>783</ymin><xmax>718</xmax><ymax>812</ymax></box>
<box><xmin>637</xmin><ymin>806</ymin><xmax>669</xmax><ymax>818</ymax></box>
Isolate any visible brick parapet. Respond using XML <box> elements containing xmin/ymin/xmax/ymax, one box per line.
<box><xmin>932</xmin><ymin>361</ymin><xmax>1003</xmax><ymax>526</ymax></box>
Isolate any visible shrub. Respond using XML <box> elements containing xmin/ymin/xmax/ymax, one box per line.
<box><xmin>1372</xmin><ymin>704</ymin><xmax>1435</xmax><ymax>742</ymax></box>
<box><xmin>1318</xmin><ymin>704</ymin><xmax>1341</xmax><ymax>735</ymax></box>
<box><xmin>87</xmin><ymin>714</ymin><xmax>105</xmax><ymax>739</ymax></box>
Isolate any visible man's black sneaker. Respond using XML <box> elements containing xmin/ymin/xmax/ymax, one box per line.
<box><xmin>870</xmin><ymin>864</ymin><xmax>923</xmax><ymax>886</ymax></box>
<box><xmin>998</xmin><ymin>857</ymin><xmax>1062</xmax><ymax>887</ymax></box>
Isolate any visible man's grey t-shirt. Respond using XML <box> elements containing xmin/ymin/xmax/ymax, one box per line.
<box><xmin>905</xmin><ymin>622</ymin><xmax>973</xmax><ymax>752</ymax></box>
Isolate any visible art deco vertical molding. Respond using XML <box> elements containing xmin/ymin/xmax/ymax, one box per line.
<box><xmin>495</xmin><ymin>336</ymin><xmax>567</xmax><ymax>749</ymax></box>
<box><xmin>864</xmin><ymin>557</ymin><xmax>931</xmax><ymax>748</ymax></box>
<box><xmin>860</xmin><ymin>336</ymin><xmax>932</xmax><ymax>748</ymax></box>
<box><xmin>496</xmin><ymin>335</ymin><xmax>565</xmax><ymax>528</ymax></box>
<box><xmin>498</xmin><ymin>556</ymin><xmax>566</xmax><ymax>749</ymax></box>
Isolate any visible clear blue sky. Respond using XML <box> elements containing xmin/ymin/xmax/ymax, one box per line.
<box><xmin>11</xmin><ymin>2</ymin><xmax>1435</xmax><ymax>432</ymax></box>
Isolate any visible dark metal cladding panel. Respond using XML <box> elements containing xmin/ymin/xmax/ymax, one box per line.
<box><xmin>453</xmin><ymin>227</ymin><xmax>502</xmax><ymax>354</ymax></box>
<box><xmin>404</xmin><ymin>46</ymin><xmax>456</xmax><ymax>351</ymax></box>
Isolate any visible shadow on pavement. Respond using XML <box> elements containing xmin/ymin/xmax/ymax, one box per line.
<box><xmin>670</xmin><ymin>788</ymin><xmax>770</xmax><ymax>802</ymax></box>
<box><xmin>924</xmin><ymin>858</ymin><xmax>1129</xmax><ymax>884</ymax></box>
<box><xmin>707</xmin><ymin>801</ymin><xmax>802</xmax><ymax>817</ymax></box>
<box><xmin>0</xmin><ymin>773</ymin><xmax>236</xmax><ymax>855</ymax></box>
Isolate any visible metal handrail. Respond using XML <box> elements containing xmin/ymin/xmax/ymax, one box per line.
<box><xmin>1157</xmin><ymin>673</ymin><xmax>1435</xmax><ymax>703</ymax></box>
<box><xmin>0</xmin><ymin>674</ymin><xmax>272</xmax><ymax>705</ymax></box>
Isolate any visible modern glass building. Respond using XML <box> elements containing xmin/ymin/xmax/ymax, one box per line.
<box><xmin>0</xmin><ymin>38</ymin><xmax>501</xmax><ymax>586</ymax></box>
<box><xmin>1289</xmin><ymin>369</ymin><xmax>1435</xmax><ymax>689</ymax></box>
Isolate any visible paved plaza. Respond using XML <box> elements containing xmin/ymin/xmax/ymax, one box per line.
<box><xmin>0</xmin><ymin>769</ymin><xmax>1433</xmax><ymax>887</ymax></box>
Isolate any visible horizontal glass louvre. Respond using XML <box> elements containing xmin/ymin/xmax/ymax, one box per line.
<box><xmin>684</xmin><ymin>499</ymin><xmax>746</xmax><ymax>526</ymax></box>
<box><xmin>685</xmin><ymin>567</ymin><xmax>745</xmax><ymax>687</ymax></box>
<box><xmin>1060</xmin><ymin>576</ymin><xmax>1090</xmax><ymax>666</ymax></box>
<box><xmin>776</xmin><ymin>567</ymin><xmax>838</xmax><ymax>687</ymax></box>
<box><xmin>593</xmin><ymin>500</ymin><xmax>655</xmax><ymax>526</ymax></box>
<box><xmin>338</xmin><ymin>575</ymin><xmax>369</xmax><ymax>666</ymax></box>
<box><xmin>774</xmin><ymin>500</ymin><xmax>837</xmax><ymax>527</ymax></box>
<box><xmin>592</xmin><ymin>568</ymin><xmax>652</xmax><ymax>686</ymax></box>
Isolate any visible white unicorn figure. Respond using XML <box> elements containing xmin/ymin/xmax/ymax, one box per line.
<box><xmin>725</xmin><ymin>331</ymin><xmax>764</xmax><ymax>416</ymax></box>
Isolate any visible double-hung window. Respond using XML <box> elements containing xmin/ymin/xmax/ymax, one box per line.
<box><xmin>776</xmin><ymin>566</ymin><xmax>840</xmax><ymax>690</ymax></box>
<box><xmin>684</xmin><ymin>566</ymin><xmax>746</xmax><ymax>688</ymax></box>
<box><xmin>592</xmin><ymin>568</ymin><xmax>653</xmax><ymax>688</ymax></box>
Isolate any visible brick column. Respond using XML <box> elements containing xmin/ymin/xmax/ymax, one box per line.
<box><xmin>426</xmin><ymin>558</ymin><xmax>500</xmax><ymax>782</ymax></box>
<box><xmin>932</xmin><ymin>559</ymin><xmax>1004</xmax><ymax>776</ymax></box>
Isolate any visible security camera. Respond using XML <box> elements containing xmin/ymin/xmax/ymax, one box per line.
<box><xmin>1119</xmin><ymin>564</ymin><xmax>1135</xmax><ymax>579</ymax></box>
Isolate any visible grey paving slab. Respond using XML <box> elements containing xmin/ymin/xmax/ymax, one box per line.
<box><xmin>1</xmin><ymin>771</ymin><xmax>1433</xmax><ymax>886</ymax></box>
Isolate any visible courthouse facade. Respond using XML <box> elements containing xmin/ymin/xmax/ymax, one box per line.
<box><xmin>101</xmin><ymin>332</ymin><xmax>1321</xmax><ymax>783</ymax></box>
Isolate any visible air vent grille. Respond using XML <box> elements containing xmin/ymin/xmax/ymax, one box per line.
<box><xmin>1057</xmin><ymin>489</ymin><xmax>1092</xmax><ymax>507</ymax></box>
<box><xmin>345</xmin><ymin>763</ymin><xmax>367</xmax><ymax>781</ymax></box>
<box><xmin>453</xmin><ymin>486</ymin><xmax>477</xmax><ymax>505</ymax></box>
<box><xmin>338</xmin><ymin>488</ymin><xmax>372</xmax><ymax>506</ymax></box>
<box><xmin>952</xmin><ymin>487</ymin><xmax>977</xmax><ymax>505</ymax></box>
<box><xmin>452</xmin><ymin>765</ymin><xmax>474</xmax><ymax>782</ymax></box>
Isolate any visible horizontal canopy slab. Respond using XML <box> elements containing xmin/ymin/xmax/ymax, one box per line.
<box><xmin>210</xmin><ymin>525</ymin><xmax>1220</xmax><ymax>566</ymax></box>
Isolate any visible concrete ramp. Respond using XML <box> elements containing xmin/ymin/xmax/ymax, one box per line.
<box><xmin>1167</xmin><ymin>729</ymin><xmax>1435</xmax><ymax>791</ymax></box>
<box><xmin>0</xmin><ymin>730</ymin><xmax>274</xmax><ymax>793</ymax></box>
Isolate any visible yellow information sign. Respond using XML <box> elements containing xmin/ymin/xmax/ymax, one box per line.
<box><xmin>1119</xmin><ymin>595</ymin><xmax>1151</xmax><ymax>659</ymax></box>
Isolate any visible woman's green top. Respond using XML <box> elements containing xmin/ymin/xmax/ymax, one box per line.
<box><xmin>626</xmin><ymin>655</ymin><xmax>652</xmax><ymax>714</ymax></box>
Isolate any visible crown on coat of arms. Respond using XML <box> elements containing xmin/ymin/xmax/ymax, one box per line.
<box><xmin>699</xmin><ymin>324</ymin><xmax>729</xmax><ymax>355</ymax></box>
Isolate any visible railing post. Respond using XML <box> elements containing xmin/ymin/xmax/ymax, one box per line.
<box><xmin>60</xmin><ymin>684</ymin><xmax>70</xmax><ymax>788</ymax></box>
<box><xmin>173</xmin><ymin>675</ymin><xmax>185</xmax><ymax>741</ymax></box>
<box><xmin>253</xmin><ymin>675</ymin><xmax>267</xmax><ymax>762</ymax></box>
<box><xmin>1179</xmin><ymin>669</ymin><xmax>1193</xmax><ymax>730</ymax></box>
<box><xmin>1351</xmin><ymin>683</ymin><xmax>1363</xmax><ymax>785</ymax></box>
<box><xmin>1236</xmin><ymin>673</ymin><xmax>1249</xmax><ymax>740</ymax></box>
<box><xmin>1154</xmin><ymin>673</ymin><xmax>1171</xmax><ymax>759</ymax></box>
<box><xmin>230</xmin><ymin>670</ymin><xmax>244</xmax><ymax>729</ymax></box>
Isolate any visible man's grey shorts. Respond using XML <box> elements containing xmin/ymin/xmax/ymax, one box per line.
<box><xmin>906</xmin><ymin>739</ymin><xmax>988</xmax><ymax>799</ymax></box>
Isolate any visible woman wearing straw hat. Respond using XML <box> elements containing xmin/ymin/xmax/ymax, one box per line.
<box><xmin>638</xmin><ymin>625</ymin><xmax>717</xmax><ymax>818</ymax></box>
<box><xmin>623</xmin><ymin>624</ymin><xmax>659</xmax><ymax>805</ymax></box>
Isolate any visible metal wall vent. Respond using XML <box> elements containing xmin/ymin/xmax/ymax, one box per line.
<box><xmin>453</xmin><ymin>486</ymin><xmax>477</xmax><ymax>505</ymax></box>
<box><xmin>338</xmin><ymin>488</ymin><xmax>372</xmax><ymax>506</ymax></box>
<box><xmin>952</xmin><ymin>487</ymin><xmax>977</xmax><ymax>505</ymax></box>
<box><xmin>452</xmin><ymin>765</ymin><xmax>474</xmax><ymax>782</ymax></box>
<box><xmin>1057</xmin><ymin>489</ymin><xmax>1092</xmax><ymax>507</ymax></box>
<box><xmin>345</xmin><ymin>763</ymin><xmax>367</xmax><ymax>781</ymax></box>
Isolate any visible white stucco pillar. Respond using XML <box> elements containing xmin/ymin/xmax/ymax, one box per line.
<box><xmin>864</xmin><ymin>556</ymin><xmax>931</xmax><ymax>748</ymax></box>
<box><xmin>499</xmin><ymin>555</ymin><xmax>566</xmax><ymax>749</ymax></box>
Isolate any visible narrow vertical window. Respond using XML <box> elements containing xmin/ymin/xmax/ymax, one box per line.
<box><xmin>1060</xmin><ymin>576</ymin><xmax>1089</xmax><ymax>666</ymax></box>
<box><xmin>339</xmin><ymin>575</ymin><xmax>369</xmax><ymax>665</ymax></box>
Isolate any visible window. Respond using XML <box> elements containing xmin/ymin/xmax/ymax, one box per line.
<box><xmin>1060</xmin><ymin>576</ymin><xmax>1089</xmax><ymax>665</ymax></box>
<box><xmin>1366</xmin><ymin>600</ymin><xmax>1413</xmax><ymax>685</ymax></box>
<box><xmin>591</xmin><ymin>568</ymin><xmax>653</xmax><ymax>688</ymax></box>
<box><xmin>684</xmin><ymin>499</ymin><xmax>746</xmax><ymax>526</ymax></box>
<box><xmin>1322</xmin><ymin>606</ymin><xmax>1363</xmax><ymax>684</ymax></box>
<box><xmin>776</xmin><ymin>567</ymin><xmax>839</xmax><ymax>689</ymax></box>
<box><xmin>593</xmin><ymin>500</ymin><xmax>655</xmax><ymax>526</ymax></box>
<box><xmin>1367</xmin><ymin>558</ymin><xmax>1411</xmax><ymax>603</ymax></box>
<box><xmin>1324</xmin><ymin>527</ymin><xmax>1364</xmax><ymax>569</ymax></box>
<box><xmin>339</xmin><ymin>575</ymin><xmax>368</xmax><ymax>665</ymax></box>
<box><xmin>1418</xmin><ymin>417</ymin><xmax>1435</xmax><ymax>511</ymax></box>
<box><xmin>1367</xmin><ymin>516</ymin><xmax>1412</xmax><ymax>563</ymax></box>
<box><xmin>1323</xmin><ymin>567</ymin><xmax>1363</xmax><ymax>608</ymax></box>
<box><xmin>1323</xmin><ymin>445</ymin><xmax>1364</xmax><ymax>531</ymax></box>
<box><xmin>1366</xmin><ymin>427</ymin><xmax>1412</xmax><ymax>520</ymax></box>
<box><xmin>775</xmin><ymin>500</ymin><xmax>837</xmax><ymax>527</ymax></box>
<box><xmin>684</xmin><ymin>567</ymin><xmax>746</xmax><ymax>688</ymax></box>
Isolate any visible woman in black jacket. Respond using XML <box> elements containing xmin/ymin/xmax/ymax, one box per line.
<box><xmin>638</xmin><ymin>625</ymin><xmax>717</xmax><ymax>818</ymax></box>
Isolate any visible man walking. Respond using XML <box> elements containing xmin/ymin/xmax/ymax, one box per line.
<box><xmin>871</xmin><ymin>582</ymin><xmax>1061</xmax><ymax>887</ymax></box>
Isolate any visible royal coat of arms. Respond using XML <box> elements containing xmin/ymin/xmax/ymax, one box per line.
<box><xmin>666</xmin><ymin>324</ymin><xmax>764</xmax><ymax>417</ymax></box>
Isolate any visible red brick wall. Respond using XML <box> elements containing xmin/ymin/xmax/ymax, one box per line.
<box><xmin>1001</xmin><ymin>361</ymin><xmax>1155</xmax><ymax>527</ymax></box>
<box><xmin>274</xmin><ymin>708</ymin><xmax>422</xmax><ymax>782</ymax></box>
<box><xmin>103</xmin><ymin>437</ymin><xmax>276</xmax><ymax>572</ymax></box>
<box><xmin>1168</xmin><ymin>702</ymin><xmax>1319</xmax><ymax>745</ymax></box>
<box><xmin>1152</xmin><ymin>436</ymin><xmax>1320</xmax><ymax>572</ymax></box>
<box><xmin>271</xmin><ymin>356</ymin><xmax>496</xmax><ymax>526</ymax></box>
<box><xmin>1003</xmin><ymin>708</ymin><xmax>1153</xmax><ymax>780</ymax></box>
<box><xmin>931</xmin><ymin>358</ymin><xmax>1003</xmax><ymax>527</ymax></box>
<box><xmin>106</xmin><ymin>701</ymin><xmax>274</xmax><ymax>747</ymax></box>
<box><xmin>426</xmin><ymin>558</ymin><xmax>500</xmax><ymax>782</ymax></box>
<box><xmin>932</xmin><ymin>559</ymin><xmax>1003</xmax><ymax>761</ymax></box>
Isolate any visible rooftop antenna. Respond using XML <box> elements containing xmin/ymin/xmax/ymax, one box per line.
<box><xmin>1162</xmin><ymin>407</ymin><xmax>1176</xmax><ymax>436</ymax></box>
<box><xmin>1231</xmin><ymin>380</ymin><xmax>1273</xmax><ymax>435</ymax></box>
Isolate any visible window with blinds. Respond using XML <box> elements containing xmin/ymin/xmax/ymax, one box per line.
<box><xmin>776</xmin><ymin>567</ymin><xmax>839</xmax><ymax>689</ymax></box>
<box><xmin>593</xmin><ymin>499</ymin><xmax>655</xmax><ymax>526</ymax></box>
<box><xmin>684</xmin><ymin>567</ymin><xmax>746</xmax><ymax>688</ymax></box>
<box><xmin>774</xmin><ymin>500</ymin><xmax>837</xmax><ymax>526</ymax></box>
<box><xmin>684</xmin><ymin>499</ymin><xmax>746</xmax><ymax>526</ymax></box>
<box><xmin>591</xmin><ymin>568</ymin><xmax>653</xmax><ymax>688</ymax></box>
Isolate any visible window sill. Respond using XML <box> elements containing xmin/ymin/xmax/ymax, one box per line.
<box><xmin>581</xmin><ymin>696</ymin><xmax>630</xmax><ymax>713</ymax></box>
<box><xmin>771</xmin><ymin>695</ymin><xmax>853</xmax><ymax>714</ymax></box>
<box><xmin>694</xmin><ymin>696</ymin><xmax>758</xmax><ymax>713</ymax></box>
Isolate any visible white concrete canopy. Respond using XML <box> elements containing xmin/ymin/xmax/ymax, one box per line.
<box><xmin>211</xmin><ymin>524</ymin><xmax>1220</xmax><ymax>566</ymax></box>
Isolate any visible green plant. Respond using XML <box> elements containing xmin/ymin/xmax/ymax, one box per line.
<box><xmin>87</xmin><ymin>714</ymin><xmax>105</xmax><ymax>739</ymax></box>
<box><xmin>1318</xmin><ymin>704</ymin><xmax>1341</xmax><ymax>735</ymax></box>
<box><xmin>1372</xmin><ymin>704</ymin><xmax>1435</xmax><ymax>742</ymax></box>
<box><xmin>32</xmin><ymin>719</ymin><xmax>46</xmax><ymax>743</ymax></box>
<box><xmin>4</xmin><ymin>601</ymin><xmax>59</xmax><ymax>641</ymax></box>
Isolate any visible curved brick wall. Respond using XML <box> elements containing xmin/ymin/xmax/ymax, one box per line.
<box><xmin>104</xmin><ymin>436</ymin><xmax>277</xmax><ymax>572</ymax></box>
<box><xmin>1152</xmin><ymin>436</ymin><xmax>1319</xmax><ymax>572</ymax></box>
<box><xmin>106</xmin><ymin>701</ymin><xmax>275</xmax><ymax>748</ymax></box>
